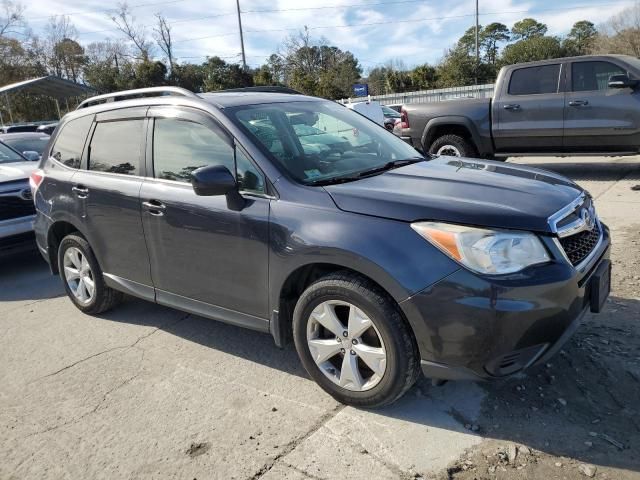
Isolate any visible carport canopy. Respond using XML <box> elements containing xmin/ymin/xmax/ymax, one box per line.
<box><xmin>0</xmin><ymin>76</ymin><xmax>94</xmax><ymax>124</ymax></box>
<box><xmin>0</xmin><ymin>76</ymin><xmax>94</xmax><ymax>100</ymax></box>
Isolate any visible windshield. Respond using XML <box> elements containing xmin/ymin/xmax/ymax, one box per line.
<box><xmin>381</xmin><ymin>105</ymin><xmax>401</xmax><ymax>117</ymax></box>
<box><xmin>3</xmin><ymin>136</ymin><xmax>49</xmax><ymax>155</ymax></box>
<box><xmin>0</xmin><ymin>142</ymin><xmax>24</xmax><ymax>164</ymax></box>
<box><xmin>229</xmin><ymin>100</ymin><xmax>423</xmax><ymax>185</ymax></box>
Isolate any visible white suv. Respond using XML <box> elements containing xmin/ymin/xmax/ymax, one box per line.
<box><xmin>0</xmin><ymin>141</ymin><xmax>38</xmax><ymax>256</ymax></box>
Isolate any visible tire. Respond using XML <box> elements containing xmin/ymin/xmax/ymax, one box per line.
<box><xmin>58</xmin><ymin>234</ymin><xmax>123</xmax><ymax>314</ymax></box>
<box><xmin>428</xmin><ymin>134</ymin><xmax>477</xmax><ymax>158</ymax></box>
<box><xmin>292</xmin><ymin>272</ymin><xmax>420</xmax><ymax>408</ymax></box>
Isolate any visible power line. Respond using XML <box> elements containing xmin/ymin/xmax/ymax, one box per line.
<box><xmin>28</xmin><ymin>0</ymin><xmax>190</xmax><ymax>21</ymax></box>
<box><xmin>241</xmin><ymin>0</ymin><xmax>430</xmax><ymax>14</ymax></box>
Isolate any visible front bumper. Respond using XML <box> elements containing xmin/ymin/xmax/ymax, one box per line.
<box><xmin>399</xmin><ymin>225</ymin><xmax>611</xmax><ymax>381</ymax></box>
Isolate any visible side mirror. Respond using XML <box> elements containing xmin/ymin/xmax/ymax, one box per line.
<box><xmin>608</xmin><ymin>74</ymin><xmax>637</xmax><ymax>89</ymax></box>
<box><xmin>22</xmin><ymin>151</ymin><xmax>40</xmax><ymax>161</ymax></box>
<box><xmin>191</xmin><ymin>164</ymin><xmax>237</xmax><ymax>196</ymax></box>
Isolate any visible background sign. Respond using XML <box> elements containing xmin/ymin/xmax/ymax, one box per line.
<box><xmin>352</xmin><ymin>84</ymin><xmax>369</xmax><ymax>97</ymax></box>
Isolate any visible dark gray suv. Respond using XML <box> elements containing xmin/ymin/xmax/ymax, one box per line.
<box><xmin>31</xmin><ymin>87</ymin><xmax>611</xmax><ymax>407</ymax></box>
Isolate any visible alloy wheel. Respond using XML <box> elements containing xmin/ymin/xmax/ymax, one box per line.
<box><xmin>63</xmin><ymin>246</ymin><xmax>95</xmax><ymax>305</ymax></box>
<box><xmin>306</xmin><ymin>300</ymin><xmax>387</xmax><ymax>392</ymax></box>
<box><xmin>436</xmin><ymin>144</ymin><xmax>462</xmax><ymax>156</ymax></box>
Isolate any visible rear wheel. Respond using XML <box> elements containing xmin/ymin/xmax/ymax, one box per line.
<box><xmin>429</xmin><ymin>134</ymin><xmax>477</xmax><ymax>158</ymax></box>
<box><xmin>293</xmin><ymin>272</ymin><xmax>420</xmax><ymax>408</ymax></box>
<box><xmin>58</xmin><ymin>234</ymin><xmax>123</xmax><ymax>314</ymax></box>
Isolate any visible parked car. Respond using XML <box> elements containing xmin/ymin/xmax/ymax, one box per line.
<box><xmin>32</xmin><ymin>87</ymin><xmax>610</xmax><ymax>407</ymax></box>
<box><xmin>395</xmin><ymin>54</ymin><xmax>640</xmax><ymax>158</ymax></box>
<box><xmin>0</xmin><ymin>132</ymin><xmax>50</xmax><ymax>159</ymax></box>
<box><xmin>36</xmin><ymin>122</ymin><xmax>58</xmax><ymax>135</ymax></box>
<box><xmin>0</xmin><ymin>141</ymin><xmax>38</xmax><ymax>257</ymax></box>
<box><xmin>381</xmin><ymin>105</ymin><xmax>401</xmax><ymax>131</ymax></box>
<box><xmin>0</xmin><ymin>124</ymin><xmax>39</xmax><ymax>133</ymax></box>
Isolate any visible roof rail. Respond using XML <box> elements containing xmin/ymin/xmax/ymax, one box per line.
<box><xmin>76</xmin><ymin>87</ymin><xmax>199</xmax><ymax>109</ymax></box>
<box><xmin>218</xmin><ymin>86</ymin><xmax>302</xmax><ymax>94</ymax></box>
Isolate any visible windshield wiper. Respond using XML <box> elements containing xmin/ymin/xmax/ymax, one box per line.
<box><xmin>354</xmin><ymin>157</ymin><xmax>425</xmax><ymax>178</ymax></box>
<box><xmin>306</xmin><ymin>157</ymin><xmax>425</xmax><ymax>186</ymax></box>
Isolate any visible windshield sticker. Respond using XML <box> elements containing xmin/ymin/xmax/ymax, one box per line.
<box><xmin>352</xmin><ymin>128</ymin><xmax>359</xmax><ymax>137</ymax></box>
<box><xmin>304</xmin><ymin>169</ymin><xmax>322</xmax><ymax>178</ymax></box>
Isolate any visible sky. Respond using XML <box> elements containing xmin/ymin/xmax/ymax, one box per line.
<box><xmin>19</xmin><ymin>0</ymin><xmax>635</xmax><ymax>72</ymax></box>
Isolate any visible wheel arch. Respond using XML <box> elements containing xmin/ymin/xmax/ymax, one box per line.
<box><xmin>272</xmin><ymin>261</ymin><xmax>412</xmax><ymax>348</ymax></box>
<box><xmin>46</xmin><ymin>219</ymin><xmax>87</xmax><ymax>274</ymax></box>
<box><xmin>421</xmin><ymin>117</ymin><xmax>487</xmax><ymax>155</ymax></box>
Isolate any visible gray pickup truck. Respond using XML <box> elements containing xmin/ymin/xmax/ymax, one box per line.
<box><xmin>394</xmin><ymin>54</ymin><xmax>640</xmax><ymax>158</ymax></box>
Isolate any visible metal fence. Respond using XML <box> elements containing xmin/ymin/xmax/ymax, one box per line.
<box><xmin>342</xmin><ymin>83</ymin><xmax>495</xmax><ymax>106</ymax></box>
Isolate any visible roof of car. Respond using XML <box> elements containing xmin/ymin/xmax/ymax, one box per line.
<box><xmin>198</xmin><ymin>91</ymin><xmax>323</xmax><ymax>108</ymax></box>
<box><xmin>0</xmin><ymin>132</ymin><xmax>51</xmax><ymax>140</ymax></box>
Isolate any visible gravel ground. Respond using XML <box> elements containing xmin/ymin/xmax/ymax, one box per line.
<box><xmin>0</xmin><ymin>156</ymin><xmax>638</xmax><ymax>479</ymax></box>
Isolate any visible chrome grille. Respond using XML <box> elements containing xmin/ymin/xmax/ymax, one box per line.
<box><xmin>559</xmin><ymin>226</ymin><xmax>601</xmax><ymax>266</ymax></box>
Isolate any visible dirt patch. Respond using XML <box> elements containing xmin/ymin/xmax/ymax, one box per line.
<box><xmin>442</xmin><ymin>224</ymin><xmax>640</xmax><ymax>480</ymax></box>
<box><xmin>186</xmin><ymin>442</ymin><xmax>211</xmax><ymax>458</ymax></box>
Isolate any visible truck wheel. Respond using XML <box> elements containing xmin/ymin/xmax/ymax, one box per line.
<box><xmin>292</xmin><ymin>272</ymin><xmax>420</xmax><ymax>408</ymax></box>
<box><xmin>429</xmin><ymin>134</ymin><xmax>477</xmax><ymax>158</ymax></box>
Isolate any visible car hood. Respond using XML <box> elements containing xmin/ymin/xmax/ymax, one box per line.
<box><xmin>0</xmin><ymin>161</ymin><xmax>37</xmax><ymax>183</ymax></box>
<box><xmin>323</xmin><ymin>157</ymin><xmax>583</xmax><ymax>232</ymax></box>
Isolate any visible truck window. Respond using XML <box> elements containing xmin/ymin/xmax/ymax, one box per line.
<box><xmin>572</xmin><ymin>61</ymin><xmax>626</xmax><ymax>92</ymax></box>
<box><xmin>508</xmin><ymin>64</ymin><xmax>561</xmax><ymax>95</ymax></box>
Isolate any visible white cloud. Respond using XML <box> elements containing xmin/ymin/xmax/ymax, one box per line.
<box><xmin>17</xmin><ymin>0</ymin><xmax>635</xmax><ymax>68</ymax></box>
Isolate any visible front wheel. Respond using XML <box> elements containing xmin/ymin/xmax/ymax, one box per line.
<box><xmin>293</xmin><ymin>272</ymin><xmax>420</xmax><ymax>408</ymax></box>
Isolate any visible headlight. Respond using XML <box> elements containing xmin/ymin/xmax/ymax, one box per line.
<box><xmin>411</xmin><ymin>222</ymin><xmax>550</xmax><ymax>275</ymax></box>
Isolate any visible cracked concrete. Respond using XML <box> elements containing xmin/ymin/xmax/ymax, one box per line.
<box><xmin>1</xmin><ymin>156</ymin><xmax>638</xmax><ymax>479</ymax></box>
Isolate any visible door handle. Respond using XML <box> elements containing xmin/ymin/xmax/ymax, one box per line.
<box><xmin>142</xmin><ymin>200</ymin><xmax>166</xmax><ymax>216</ymax></box>
<box><xmin>569</xmin><ymin>100</ymin><xmax>589</xmax><ymax>107</ymax></box>
<box><xmin>503</xmin><ymin>104</ymin><xmax>521</xmax><ymax>111</ymax></box>
<box><xmin>71</xmin><ymin>185</ymin><xmax>89</xmax><ymax>198</ymax></box>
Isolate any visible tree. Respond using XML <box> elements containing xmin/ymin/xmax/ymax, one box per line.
<box><xmin>511</xmin><ymin>18</ymin><xmax>547</xmax><ymax>40</ymax></box>
<box><xmin>0</xmin><ymin>0</ymin><xmax>25</xmax><ymax>37</ymax></box>
<box><xmin>482</xmin><ymin>22</ymin><xmax>510</xmax><ymax>65</ymax></box>
<box><xmin>201</xmin><ymin>56</ymin><xmax>252</xmax><ymax>91</ymax></box>
<box><xmin>563</xmin><ymin>20</ymin><xmax>597</xmax><ymax>56</ymax></box>
<box><xmin>500</xmin><ymin>36</ymin><xmax>563</xmax><ymax>65</ymax></box>
<box><xmin>154</xmin><ymin>14</ymin><xmax>174</xmax><ymax>74</ymax></box>
<box><xmin>592</xmin><ymin>3</ymin><xmax>640</xmax><ymax>57</ymax></box>
<box><xmin>409</xmin><ymin>64</ymin><xmax>437</xmax><ymax>90</ymax></box>
<box><xmin>110</xmin><ymin>2</ymin><xmax>153</xmax><ymax>60</ymax></box>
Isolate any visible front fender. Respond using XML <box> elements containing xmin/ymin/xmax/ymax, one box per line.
<box><xmin>268</xmin><ymin>201</ymin><xmax>460</xmax><ymax>313</ymax></box>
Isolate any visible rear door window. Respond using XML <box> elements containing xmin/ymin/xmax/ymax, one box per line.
<box><xmin>50</xmin><ymin>115</ymin><xmax>93</xmax><ymax>168</ymax></box>
<box><xmin>508</xmin><ymin>64</ymin><xmax>561</xmax><ymax>95</ymax></box>
<box><xmin>88</xmin><ymin>120</ymin><xmax>144</xmax><ymax>175</ymax></box>
<box><xmin>571</xmin><ymin>61</ymin><xmax>627</xmax><ymax>91</ymax></box>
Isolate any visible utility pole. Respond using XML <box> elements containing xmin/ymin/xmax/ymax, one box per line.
<box><xmin>474</xmin><ymin>0</ymin><xmax>479</xmax><ymax>85</ymax></box>
<box><xmin>236</xmin><ymin>0</ymin><xmax>247</xmax><ymax>70</ymax></box>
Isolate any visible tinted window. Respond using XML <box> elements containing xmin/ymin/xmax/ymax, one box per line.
<box><xmin>89</xmin><ymin>120</ymin><xmax>143</xmax><ymax>175</ymax></box>
<box><xmin>153</xmin><ymin>117</ymin><xmax>233</xmax><ymax>182</ymax></box>
<box><xmin>508</xmin><ymin>64</ymin><xmax>561</xmax><ymax>95</ymax></box>
<box><xmin>51</xmin><ymin>115</ymin><xmax>93</xmax><ymax>168</ymax></box>
<box><xmin>236</xmin><ymin>148</ymin><xmax>265</xmax><ymax>194</ymax></box>
<box><xmin>572</xmin><ymin>61</ymin><xmax>626</xmax><ymax>91</ymax></box>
